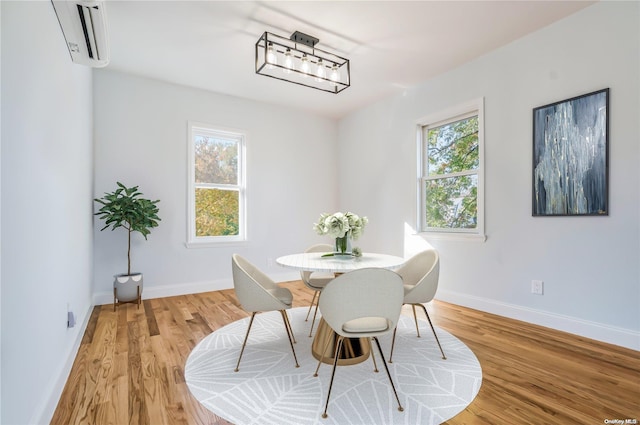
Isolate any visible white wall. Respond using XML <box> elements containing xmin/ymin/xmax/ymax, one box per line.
<box><xmin>339</xmin><ymin>1</ymin><xmax>640</xmax><ymax>349</ymax></box>
<box><xmin>92</xmin><ymin>70</ymin><xmax>338</xmax><ymax>303</ymax></box>
<box><xmin>1</xmin><ymin>2</ymin><xmax>95</xmax><ymax>424</ymax></box>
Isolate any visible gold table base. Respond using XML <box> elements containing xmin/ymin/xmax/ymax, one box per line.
<box><xmin>311</xmin><ymin>318</ymin><xmax>370</xmax><ymax>365</ymax></box>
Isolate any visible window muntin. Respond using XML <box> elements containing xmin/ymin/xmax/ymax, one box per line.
<box><xmin>418</xmin><ymin>100</ymin><xmax>484</xmax><ymax>237</ymax></box>
<box><xmin>188</xmin><ymin>123</ymin><xmax>245</xmax><ymax>245</ymax></box>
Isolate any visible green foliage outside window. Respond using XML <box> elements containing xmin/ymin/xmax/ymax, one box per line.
<box><xmin>195</xmin><ymin>136</ymin><xmax>238</xmax><ymax>184</ymax></box>
<box><xmin>425</xmin><ymin>116</ymin><xmax>479</xmax><ymax>229</ymax></box>
<box><xmin>425</xmin><ymin>176</ymin><xmax>477</xmax><ymax>229</ymax></box>
<box><xmin>195</xmin><ymin>188</ymin><xmax>239</xmax><ymax>236</ymax></box>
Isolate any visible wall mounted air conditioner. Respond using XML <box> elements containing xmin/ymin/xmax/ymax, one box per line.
<box><xmin>51</xmin><ymin>0</ymin><xmax>110</xmax><ymax>67</ymax></box>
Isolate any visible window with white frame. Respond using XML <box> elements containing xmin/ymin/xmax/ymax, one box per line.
<box><xmin>418</xmin><ymin>98</ymin><xmax>484</xmax><ymax>238</ymax></box>
<box><xmin>187</xmin><ymin>123</ymin><xmax>246</xmax><ymax>245</ymax></box>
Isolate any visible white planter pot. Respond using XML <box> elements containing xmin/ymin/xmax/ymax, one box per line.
<box><xmin>114</xmin><ymin>273</ymin><xmax>143</xmax><ymax>309</ymax></box>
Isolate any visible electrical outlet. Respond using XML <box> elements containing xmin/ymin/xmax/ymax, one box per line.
<box><xmin>67</xmin><ymin>303</ymin><xmax>76</xmax><ymax>328</ymax></box>
<box><xmin>267</xmin><ymin>258</ymin><xmax>274</xmax><ymax>267</ymax></box>
<box><xmin>67</xmin><ymin>311</ymin><xmax>76</xmax><ymax>328</ymax></box>
<box><xmin>531</xmin><ymin>280</ymin><xmax>544</xmax><ymax>295</ymax></box>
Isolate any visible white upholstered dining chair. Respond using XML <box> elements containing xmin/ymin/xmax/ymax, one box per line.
<box><xmin>300</xmin><ymin>243</ymin><xmax>335</xmax><ymax>337</ymax></box>
<box><xmin>231</xmin><ymin>254</ymin><xmax>299</xmax><ymax>372</ymax></box>
<box><xmin>389</xmin><ymin>249</ymin><xmax>446</xmax><ymax>363</ymax></box>
<box><xmin>314</xmin><ymin>268</ymin><xmax>405</xmax><ymax>418</ymax></box>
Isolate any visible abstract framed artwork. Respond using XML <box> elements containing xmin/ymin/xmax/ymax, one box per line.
<box><xmin>532</xmin><ymin>88</ymin><xmax>609</xmax><ymax>216</ymax></box>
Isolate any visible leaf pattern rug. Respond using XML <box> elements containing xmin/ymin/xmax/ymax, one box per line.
<box><xmin>185</xmin><ymin>307</ymin><xmax>482</xmax><ymax>425</ymax></box>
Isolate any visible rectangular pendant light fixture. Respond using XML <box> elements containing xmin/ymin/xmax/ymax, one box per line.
<box><xmin>255</xmin><ymin>31</ymin><xmax>351</xmax><ymax>94</ymax></box>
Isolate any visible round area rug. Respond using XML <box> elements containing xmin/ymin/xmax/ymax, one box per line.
<box><xmin>185</xmin><ymin>307</ymin><xmax>482</xmax><ymax>425</ymax></box>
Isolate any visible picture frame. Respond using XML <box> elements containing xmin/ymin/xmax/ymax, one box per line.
<box><xmin>532</xmin><ymin>88</ymin><xmax>609</xmax><ymax>216</ymax></box>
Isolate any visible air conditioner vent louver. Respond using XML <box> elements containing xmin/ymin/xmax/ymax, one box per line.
<box><xmin>51</xmin><ymin>0</ymin><xmax>110</xmax><ymax>67</ymax></box>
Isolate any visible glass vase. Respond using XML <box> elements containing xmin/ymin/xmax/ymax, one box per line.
<box><xmin>334</xmin><ymin>234</ymin><xmax>352</xmax><ymax>256</ymax></box>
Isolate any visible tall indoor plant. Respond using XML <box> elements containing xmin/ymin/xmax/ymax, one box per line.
<box><xmin>94</xmin><ymin>182</ymin><xmax>160</xmax><ymax>308</ymax></box>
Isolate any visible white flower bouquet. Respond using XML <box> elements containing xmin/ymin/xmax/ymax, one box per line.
<box><xmin>313</xmin><ymin>211</ymin><xmax>368</xmax><ymax>239</ymax></box>
<box><xmin>313</xmin><ymin>212</ymin><xmax>368</xmax><ymax>256</ymax></box>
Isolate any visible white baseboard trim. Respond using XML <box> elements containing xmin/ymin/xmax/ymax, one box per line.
<box><xmin>436</xmin><ymin>289</ymin><xmax>640</xmax><ymax>351</ymax></box>
<box><xmin>34</xmin><ymin>302</ymin><xmax>94</xmax><ymax>425</ymax></box>
<box><xmin>92</xmin><ymin>271</ymin><xmax>302</xmax><ymax>306</ymax></box>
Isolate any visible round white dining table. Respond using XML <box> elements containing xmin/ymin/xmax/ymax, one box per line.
<box><xmin>276</xmin><ymin>252</ymin><xmax>406</xmax><ymax>273</ymax></box>
<box><xmin>276</xmin><ymin>251</ymin><xmax>406</xmax><ymax>365</ymax></box>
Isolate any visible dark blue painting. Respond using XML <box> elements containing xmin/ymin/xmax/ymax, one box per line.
<box><xmin>532</xmin><ymin>88</ymin><xmax>609</xmax><ymax>216</ymax></box>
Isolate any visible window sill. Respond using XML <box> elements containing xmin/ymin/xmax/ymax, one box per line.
<box><xmin>185</xmin><ymin>240</ymin><xmax>248</xmax><ymax>249</ymax></box>
<box><xmin>418</xmin><ymin>232</ymin><xmax>487</xmax><ymax>242</ymax></box>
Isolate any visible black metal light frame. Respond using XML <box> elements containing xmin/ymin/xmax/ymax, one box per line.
<box><xmin>255</xmin><ymin>31</ymin><xmax>351</xmax><ymax>94</ymax></box>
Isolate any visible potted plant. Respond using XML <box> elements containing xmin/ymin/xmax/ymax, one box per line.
<box><xmin>94</xmin><ymin>182</ymin><xmax>160</xmax><ymax>309</ymax></box>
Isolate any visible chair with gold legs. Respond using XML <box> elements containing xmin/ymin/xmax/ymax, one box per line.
<box><xmin>231</xmin><ymin>253</ymin><xmax>299</xmax><ymax>372</ymax></box>
<box><xmin>389</xmin><ymin>249</ymin><xmax>446</xmax><ymax>363</ymax></box>
<box><xmin>313</xmin><ymin>268</ymin><xmax>404</xmax><ymax>419</ymax></box>
<box><xmin>300</xmin><ymin>244</ymin><xmax>335</xmax><ymax>337</ymax></box>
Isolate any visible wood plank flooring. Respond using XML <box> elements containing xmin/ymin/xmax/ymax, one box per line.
<box><xmin>51</xmin><ymin>280</ymin><xmax>640</xmax><ymax>425</ymax></box>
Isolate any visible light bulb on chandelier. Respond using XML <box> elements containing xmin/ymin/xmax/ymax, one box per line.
<box><xmin>283</xmin><ymin>49</ymin><xmax>294</xmax><ymax>74</ymax></box>
<box><xmin>315</xmin><ymin>58</ymin><xmax>326</xmax><ymax>82</ymax></box>
<box><xmin>300</xmin><ymin>54</ymin><xmax>310</xmax><ymax>77</ymax></box>
<box><xmin>329</xmin><ymin>63</ymin><xmax>339</xmax><ymax>86</ymax></box>
<box><xmin>266</xmin><ymin>43</ymin><xmax>277</xmax><ymax>69</ymax></box>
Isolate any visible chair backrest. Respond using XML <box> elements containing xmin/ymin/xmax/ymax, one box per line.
<box><xmin>396</xmin><ymin>250</ymin><xmax>440</xmax><ymax>304</ymax></box>
<box><xmin>319</xmin><ymin>268</ymin><xmax>404</xmax><ymax>338</ymax></box>
<box><xmin>300</xmin><ymin>244</ymin><xmax>334</xmax><ymax>282</ymax></box>
<box><xmin>232</xmin><ymin>254</ymin><xmax>284</xmax><ymax>313</ymax></box>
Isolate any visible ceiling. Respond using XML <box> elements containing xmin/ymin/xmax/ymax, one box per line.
<box><xmin>104</xmin><ymin>1</ymin><xmax>596</xmax><ymax>120</ymax></box>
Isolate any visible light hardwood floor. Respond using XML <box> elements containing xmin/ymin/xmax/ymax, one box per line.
<box><xmin>51</xmin><ymin>280</ymin><xmax>640</xmax><ymax>424</ymax></box>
